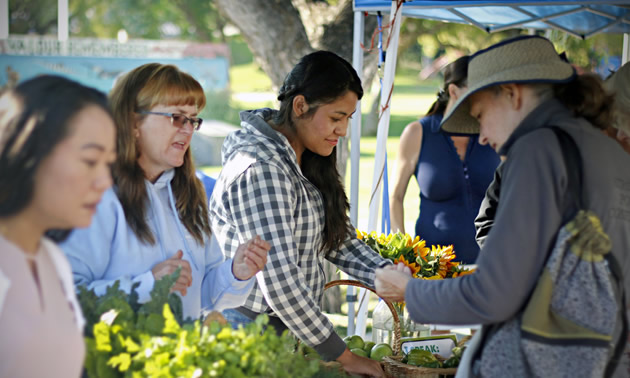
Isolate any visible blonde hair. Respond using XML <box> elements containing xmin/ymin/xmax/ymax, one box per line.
<box><xmin>108</xmin><ymin>63</ymin><xmax>210</xmax><ymax>245</ymax></box>
<box><xmin>604</xmin><ymin>62</ymin><xmax>630</xmax><ymax>135</ymax></box>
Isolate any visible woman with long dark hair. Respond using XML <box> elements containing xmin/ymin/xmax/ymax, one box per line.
<box><xmin>209</xmin><ymin>51</ymin><xmax>388</xmax><ymax>377</ymax></box>
<box><xmin>390</xmin><ymin>55</ymin><xmax>500</xmax><ymax>264</ymax></box>
<box><xmin>0</xmin><ymin>75</ymin><xmax>116</xmax><ymax>377</ymax></box>
<box><xmin>61</xmin><ymin>63</ymin><xmax>270</xmax><ymax>321</ymax></box>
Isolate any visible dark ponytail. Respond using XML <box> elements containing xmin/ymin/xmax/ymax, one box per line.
<box><xmin>273</xmin><ymin>51</ymin><xmax>363</xmax><ymax>254</ymax></box>
<box><xmin>553</xmin><ymin>73</ymin><xmax>614</xmax><ymax>131</ymax></box>
<box><xmin>426</xmin><ymin>55</ymin><xmax>469</xmax><ymax>116</ymax></box>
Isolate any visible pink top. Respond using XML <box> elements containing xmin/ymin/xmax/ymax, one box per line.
<box><xmin>0</xmin><ymin>235</ymin><xmax>85</xmax><ymax>378</ymax></box>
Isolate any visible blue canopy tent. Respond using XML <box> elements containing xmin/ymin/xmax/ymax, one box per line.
<box><xmin>346</xmin><ymin>0</ymin><xmax>630</xmax><ymax>337</ymax></box>
<box><xmin>355</xmin><ymin>1</ymin><xmax>630</xmax><ymax>38</ymax></box>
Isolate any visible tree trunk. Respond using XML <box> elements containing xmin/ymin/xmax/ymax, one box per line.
<box><xmin>216</xmin><ymin>0</ymin><xmax>381</xmax><ymax>314</ymax></box>
<box><xmin>215</xmin><ymin>0</ymin><xmax>314</xmax><ymax>88</ymax></box>
<box><xmin>363</xmin><ymin>90</ymin><xmax>382</xmax><ymax>137</ymax></box>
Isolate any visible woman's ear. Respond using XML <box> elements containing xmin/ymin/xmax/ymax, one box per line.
<box><xmin>447</xmin><ymin>83</ymin><xmax>462</xmax><ymax>101</ymax></box>
<box><xmin>292</xmin><ymin>95</ymin><xmax>309</xmax><ymax>117</ymax></box>
<box><xmin>500</xmin><ymin>83</ymin><xmax>522</xmax><ymax>110</ymax></box>
<box><xmin>133</xmin><ymin>115</ymin><xmax>141</xmax><ymax>138</ymax></box>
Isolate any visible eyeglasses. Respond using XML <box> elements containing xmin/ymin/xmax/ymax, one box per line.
<box><xmin>136</xmin><ymin>111</ymin><xmax>203</xmax><ymax>131</ymax></box>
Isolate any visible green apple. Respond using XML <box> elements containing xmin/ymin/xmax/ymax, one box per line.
<box><xmin>363</xmin><ymin>341</ymin><xmax>376</xmax><ymax>356</ymax></box>
<box><xmin>369</xmin><ymin>343</ymin><xmax>393</xmax><ymax>361</ymax></box>
<box><xmin>343</xmin><ymin>335</ymin><xmax>365</xmax><ymax>350</ymax></box>
<box><xmin>350</xmin><ymin>348</ymin><xmax>368</xmax><ymax>358</ymax></box>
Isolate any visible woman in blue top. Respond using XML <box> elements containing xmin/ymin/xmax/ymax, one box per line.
<box><xmin>390</xmin><ymin>56</ymin><xmax>499</xmax><ymax>264</ymax></box>
<box><xmin>61</xmin><ymin>63</ymin><xmax>270</xmax><ymax>321</ymax></box>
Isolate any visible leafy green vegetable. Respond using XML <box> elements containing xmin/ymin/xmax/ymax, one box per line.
<box><xmin>77</xmin><ymin>268</ymin><xmax>323</xmax><ymax>377</ymax></box>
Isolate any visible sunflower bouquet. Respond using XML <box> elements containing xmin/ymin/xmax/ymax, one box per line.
<box><xmin>356</xmin><ymin>230</ymin><xmax>475</xmax><ymax>279</ymax></box>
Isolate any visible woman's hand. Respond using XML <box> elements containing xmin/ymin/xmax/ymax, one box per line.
<box><xmin>336</xmin><ymin>348</ymin><xmax>384</xmax><ymax>377</ymax></box>
<box><xmin>151</xmin><ymin>250</ymin><xmax>193</xmax><ymax>296</ymax></box>
<box><xmin>375</xmin><ymin>263</ymin><xmax>412</xmax><ymax>302</ymax></box>
<box><xmin>232</xmin><ymin>235</ymin><xmax>271</xmax><ymax>280</ymax></box>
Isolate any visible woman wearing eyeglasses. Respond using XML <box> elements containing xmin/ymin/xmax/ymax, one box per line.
<box><xmin>61</xmin><ymin>63</ymin><xmax>270</xmax><ymax>321</ymax></box>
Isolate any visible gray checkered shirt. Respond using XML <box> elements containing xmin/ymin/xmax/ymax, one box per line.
<box><xmin>209</xmin><ymin>109</ymin><xmax>388</xmax><ymax>348</ymax></box>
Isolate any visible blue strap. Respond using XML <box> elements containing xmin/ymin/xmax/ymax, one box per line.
<box><xmin>381</xmin><ymin>155</ymin><xmax>391</xmax><ymax>234</ymax></box>
<box><xmin>377</xmin><ymin>12</ymin><xmax>385</xmax><ymax>68</ymax></box>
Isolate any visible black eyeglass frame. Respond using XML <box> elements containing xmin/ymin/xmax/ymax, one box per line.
<box><xmin>136</xmin><ymin>110</ymin><xmax>203</xmax><ymax>131</ymax></box>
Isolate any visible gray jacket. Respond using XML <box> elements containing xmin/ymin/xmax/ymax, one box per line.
<box><xmin>406</xmin><ymin>98</ymin><xmax>630</xmax><ymax>326</ymax></box>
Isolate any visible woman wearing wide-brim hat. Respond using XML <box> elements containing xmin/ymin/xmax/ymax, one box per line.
<box><xmin>374</xmin><ymin>35</ymin><xmax>630</xmax><ymax>377</ymax></box>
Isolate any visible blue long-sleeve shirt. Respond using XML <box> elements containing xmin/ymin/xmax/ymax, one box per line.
<box><xmin>61</xmin><ymin>169</ymin><xmax>253</xmax><ymax>320</ymax></box>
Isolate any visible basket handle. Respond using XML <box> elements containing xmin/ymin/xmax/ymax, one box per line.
<box><xmin>324</xmin><ymin>279</ymin><xmax>401</xmax><ymax>355</ymax></box>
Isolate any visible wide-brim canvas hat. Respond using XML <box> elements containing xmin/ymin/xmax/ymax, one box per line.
<box><xmin>604</xmin><ymin>61</ymin><xmax>630</xmax><ymax>134</ymax></box>
<box><xmin>440</xmin><ymin>35</ymin><xmax>576</xmax><ymax>134</ymax></box>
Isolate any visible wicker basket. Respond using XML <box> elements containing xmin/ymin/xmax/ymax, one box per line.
<box><xmin>324</xmin><ymin>279</ymin><xmax>402</xmax><ymax>355</ymax></box>
<box><xmin>381</xmin><ymin>355</ymin><xmax>457</xmax><ymax>378</ymax></box>
<box><xmin>323</xmin><ymin>280</ymin><xmax>464</xmax><ymax>377</ymax></box>
<box><xmin>381</xmin><ymin>334</ymin><xmax>470</xmax><ymax>377</ymax></box>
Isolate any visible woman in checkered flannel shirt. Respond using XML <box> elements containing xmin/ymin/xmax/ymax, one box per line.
<box><xmin>210</xmin><ymin>51</ymin><xmax>393</xmax><ymax>377</ymax></box>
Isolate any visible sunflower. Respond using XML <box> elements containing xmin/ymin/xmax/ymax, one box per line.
<box><xmin>422</xmin><ymin>274</ymin><xmax>443</xmax><ymax>280</ymax></box>
<box><xmin>413</xmin><ymin>239</ymin><xmax>430</xmax><ymax>261</ymax></box>
<box><xmin>452</xmin><ymin>269</ymin><xmax>475</xmax><ymax>278</ymax></box>
<box><xmin>431</xmin><ymin>245</ymin><xmax>456</xmax><ymax>278</ymax></box>
<box><xmin>356</xmin><ymin>229</ymin><xmax>364</xmax><ymax>240</ymax></box>
<box><xmin>393</xmin><ymin>255</ymin><xmax>421</xmax><ymax>277</ymax></box>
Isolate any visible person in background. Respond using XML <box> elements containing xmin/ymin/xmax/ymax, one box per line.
<box><xmin>196</xmin><ymin>170</ymin><xmax>216</xmax><ymax>201</ymax></box>
<box><xmin>61</xmin><ymin>63</ymin><xmax>270</xmax><ymax>322</ymax></box>
<box><xmin>375</xmin><ymin>35</ymin><xmax>630</xmax><ymax>377</ymax></box>
<box><xmin>390</xmin><ymin>55</ymin><xmax>499</xmax><ymax>264</ymax></box>
<box><xmin>209</xmin><ymin>51</ymin><xmax>388</xmax><ymax>378</ymax></box>
<box><xmin>0</xmin><ymin>75</ymin><xmax>116</xmax><ymax>378</ymax></box>
<box><xmin>604</xmin><ymin>61</ymin><xmax>630</xmax><ymax>154</ymax></box>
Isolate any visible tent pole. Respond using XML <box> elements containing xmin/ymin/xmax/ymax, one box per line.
<box><xmin>0</xmin><ymin>0</ymin><xmax>8</xmax><ymax>39</ymax></box>
<box><xmin>368</xmin><ymin>0</ymin><xmax>402</xmax><ymax>234</ymax></box>
<box><xmin>357</xmin><ymin>0</ymin><xmax>403</xmax><ymax>340</ymax></box>
<box><xmin>350</xmin><ymin>8</ymin><xmax>364</xmax><ymax>230</ymax></box>
<box><xmin>623</xmin><ymin>33</ymin><xmax>629</xmax><ymax>64</ymax></box>
<box><xmin>347</xmin><ymin>9</ymin><xmax>365</xmax><ymax>337</ymax></box>
<box><xmin>58</xmin><ymin>0</ymin><xmax>69</xmax><ymax>41</ymax></box>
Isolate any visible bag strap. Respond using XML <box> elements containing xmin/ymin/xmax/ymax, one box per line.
<box><xmin>549</xmin><ymin>126</ymin><xmax>627</xmax><ymax>377</ymax></box>
<box><xmin>549</xmin><ymin>127</ymin><xmax>585</xmax><ymax>214</ymax></box>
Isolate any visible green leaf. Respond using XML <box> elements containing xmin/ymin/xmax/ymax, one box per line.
<box><xmin>122</xmin><ymin>336</ymin><xmax>140</xmax><ymax>353</ymax></box>
<box><xmin>162</xmin><ymin>303</ymin><xmax>181</xmax><ymax>335</ymax></box>
<box><xmin>108</xmin><ymin>352</ymin><xmax>131</xmax><ymax>371</ymax></box>
<box><xmin>94</xmin><ymin>322</ymin><xmax>112</xmax><ymax>352</ymax></box>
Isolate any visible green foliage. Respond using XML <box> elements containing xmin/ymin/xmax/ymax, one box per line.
<box><xmin>9</xmin><ymin>0</ymin><xmax>227</xmax><ymax>41</ymax></box>
<box><xmin>8</xmin><ymin>0</ymin><xmax>57</xmax><ymax>35</ymax></box>
<box><xmin>546</xmin><ymin>30</ymin><xmax>624</xmax><ymax>71</ymax></box>
<box><xmin>77</xmin><ymin>269</ymin><xmax>322</xmax><ymax>377</ymax></box>
<box><xmin>228</xmin><ymin>37</ymin><xmax>255</xmax><ymax>66</ymax></box>
<box><xmin>359</xmin><ymin>231</ymin><xmax>418</xmax><ymax>264</ymax></box>
<box><xmin>399</xmin><ymin>18</ymin><xmax>521</xmax><ymax>64</ymax></box>
<box><xmin>200</xmin><ymin>90</ymin><xmax>243</xmax><ymax>126</ymax></box>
